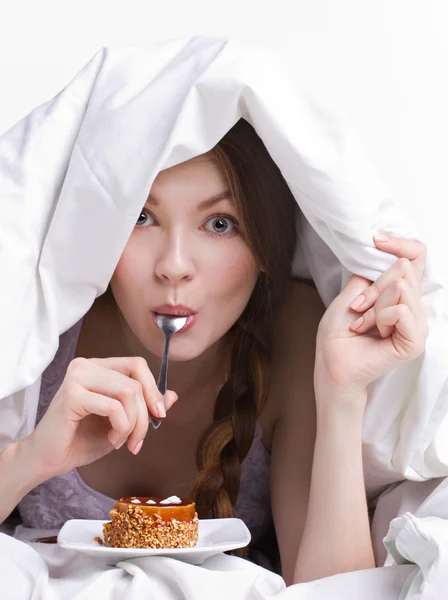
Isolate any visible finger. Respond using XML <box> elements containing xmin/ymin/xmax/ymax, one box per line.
<box><xmin>373</xmin><ymin>234</ymin><xmax>426</xmax><ymax>283</ymax></box>
<box><xmin>67</xmin><ymin>387</ymin><xmax>131</xmax><ymax>449</ymax></box>
<box><xmin>67</xmin><ymin>359</ymin><xmax>147</xmax><ymax>452</ymax></box>
<box><xmin>124</xmin><ymin>386</ymin><xmax>149</xmax><ymax>454</ymax></box>
<box><xmin>92</xmin><ymin>364</ymin><xmax>149</xmax><ymax>453</ymax></box>
<box><xmin>351</xmin><ymin>285</ymin><xmax>399</xmax><ymax>338</ymax></box>
<box><xmin>377</xmin><ymin>304</ymin><xmax>425</xmax><ymax>359</ymax></box>
<box><xmin>149</xmin><ymin>390</ymin><xmax>178</xmax><ymax>430</ymax></box>
<box><xmin>164</xmin><ymin>390</ymin><xmax>178</xmax><ymax>411</ymax></box>
<box><xmin>89</xmin><ymin>356</ymin><xmax>167</xmax><ymax>421</ymax></box>
<box><xmin>350</xmin><ymin>257</ymin><xmax>420</xmax><ymax>313</ymax></box>
<box><xmin>351</xmin><ymin>279</ymin><xmax>424</xmax><ymax>338</ymax></box>
<box><xmin>341</xmin><ymin>274</ymin><xmax>373</xmax><ymax>312</ymax></box>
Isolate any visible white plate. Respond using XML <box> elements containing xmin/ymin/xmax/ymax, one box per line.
<box><xmin>57</xmin><ymin>518</ymin><xmax>251</xmax><ymax>565</ymax></box>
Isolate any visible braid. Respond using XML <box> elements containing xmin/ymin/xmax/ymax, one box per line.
<box><xmin>190</xmin><ymin>277</ymin><xmax>273</xmax><ymax>520</ymax></box>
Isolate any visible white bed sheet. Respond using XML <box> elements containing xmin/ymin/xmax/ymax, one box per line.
<box><xmin>0</xmin><ymin>526</ymin><xmax>416</xmax><ymax>600</ymax></box>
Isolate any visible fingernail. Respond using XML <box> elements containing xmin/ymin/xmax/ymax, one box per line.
<box><xmin>157</xmin><ymin>401</ymin><xmax>166</xmax><ymax>419</ymax></box>
<box><xmin>132</xmin><ymin>440</ymin><xmax>143</xmax><ymax>455</ymax></box>
<box><xmin>116</xmin><ymin>439</ymin><xmax>126</xmax><ymax>450</ymax></box>
<box><xmin>350</xmin><ymin>294</ymin><xmax>365</xmax><ymax>310</ymax></box>
<box><xmin>351</xmin><ymin>316</ymin><xmax>364</xmax><ymax>330</ymax></box>
<box><xmin>374</xmin><ymin>234</ymin><xmax>389</xmax><ymax>242</ymax></box>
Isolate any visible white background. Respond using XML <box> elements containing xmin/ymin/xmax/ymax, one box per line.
<box><xmin>1</xmin><ymin>1</ymin><xmax>447</xmax><ymax>237</ymax></box>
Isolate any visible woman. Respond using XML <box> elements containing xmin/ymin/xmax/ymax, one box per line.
<box><xmin>0</xmin><ymin>119</ymin><xmax>428</xmax><ymax>585</ymax></box>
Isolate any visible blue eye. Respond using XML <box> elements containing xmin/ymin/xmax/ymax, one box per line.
<box><xmin>204</xmin><ymin>216</ymin><xmax>236</xmax><ymax>235</ymax></box>
<box><xmin>136</xmin><ymin>210</ymin><xmax>155</xmax><ymax>227</ymax></box>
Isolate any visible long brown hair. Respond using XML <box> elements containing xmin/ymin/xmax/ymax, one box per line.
<box><xmin>189</xmin><ymin>118</ymin><xmax>297</xmax><ymax>519</ymax></box>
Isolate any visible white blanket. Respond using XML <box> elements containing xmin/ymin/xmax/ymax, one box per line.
<box><xmin>0</xmin><ymin>527</ymin><xmax>416</xmax><ymax>600</ymax></box>
<box><xmin>4</xmin><ymin>500</ymin><xmax>448</xmax><ymax>600</ymax></box>
<box><xmin>1</xmin><ymin>35</ymin><xmax>448</xmax><ymax>599</ymax></box>
<box><xmin>3</xmin><ymin>491</ymin><xmax>448</xmax><ymax>600</ymax></box>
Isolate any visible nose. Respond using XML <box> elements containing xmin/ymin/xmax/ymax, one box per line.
<box><xmin>155</xmin><ymin>230</ymin><xmax>195</xmax><ymax>285</ymax></box>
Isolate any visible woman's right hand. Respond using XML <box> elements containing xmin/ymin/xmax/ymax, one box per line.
<box><xmin>27</xmin><ymin>356</ymin><xmax>178</xmax><ymax>480</ymax></box>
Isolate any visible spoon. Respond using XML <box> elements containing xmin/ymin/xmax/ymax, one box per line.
<box><xmin>151</xmin><ymin>315</ymin><xmax>187</xmax><ymax>429</ymax></box>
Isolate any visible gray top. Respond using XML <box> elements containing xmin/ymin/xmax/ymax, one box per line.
<box><xmin>18</xmin><ymin>320</ymin><xmax>273</xmax><ymax>544</ymax></box>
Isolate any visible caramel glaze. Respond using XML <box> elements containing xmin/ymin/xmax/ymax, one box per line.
<box><xmin>116</xmin><ymin>497</ymin><xmax>196</xmax><ymax>523</ymax></box>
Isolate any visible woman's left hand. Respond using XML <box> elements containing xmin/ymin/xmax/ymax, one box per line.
<box><xmin>314</xmin><ymin>234</ymin><xmax>428</xmax><ymax>409</ymax></box>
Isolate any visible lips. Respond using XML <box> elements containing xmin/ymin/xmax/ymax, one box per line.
<box><xmin>152</xmin><ymin>304</ymin><xmax>197</xmax><ymax>317</ymax></box>
<box><xmin>152</xmin><ymin>304</ymin><xmax>197</xmax><ymax>333</ymax></box>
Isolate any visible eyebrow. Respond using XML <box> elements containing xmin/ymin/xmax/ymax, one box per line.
<box><xmin>146</xmin><ymin>191</ymin><xmax>232</xmax><ymax>211</ymax></box>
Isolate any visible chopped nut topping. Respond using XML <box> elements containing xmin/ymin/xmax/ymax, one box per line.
<box><xmin>101</xmin><ymin>504</ymin><xmax>198</xmax><ymax>549</ymax></box>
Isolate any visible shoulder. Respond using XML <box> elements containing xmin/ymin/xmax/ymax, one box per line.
<box><xmin>259</xmin><ymin>279</ymin><xmax>326</xmax><ymax>447</ymax></box>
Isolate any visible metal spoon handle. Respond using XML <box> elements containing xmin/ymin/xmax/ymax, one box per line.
<box><xmin>157</xmin><ymin>333</ymin><xmax>172</xmax><ymax>395</ymax></box>
<box><xmin>151</xmin><ymin>332</ymin><xmax>172</xmax><ymax>429</ymax></box>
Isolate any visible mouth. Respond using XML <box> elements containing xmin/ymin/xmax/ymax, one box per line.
<box><xmin>151</xmin><ymin>304</ymin><xmax>197</xmax><ymax>333</ymax></box>
<box><xmin>152</xmin><ymin>304</ymin><xmax>196</xmax><ymax>317</ymax></box>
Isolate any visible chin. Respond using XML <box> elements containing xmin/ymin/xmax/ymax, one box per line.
<box><xmin>167</xmin><ymin>340</ymin><xmax>211</xmax><ymax>363</ymax></box>
<box><xmin>137</xmin><ymin>333</ymin><xmax>206</xmax><ymax>362</ymax></box>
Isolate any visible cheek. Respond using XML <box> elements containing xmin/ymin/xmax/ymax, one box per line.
<box><xmin>204</xmin><ymin>240</ymin><xmax>259</xmax><ymax>301</ymax></box>
<box><xmin>110</xmin><ymin>243</ymin><xmax>150</xmax><ymax>304</ymax></box>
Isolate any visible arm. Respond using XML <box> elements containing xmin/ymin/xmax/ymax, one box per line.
<box><xmin>270</xmin><ymin>283</ymin><xmax>374</xmax><ymax>585</ymax></box>
<box><xmin>293</xmin><ymin>235</ymin><xmax>428</xmax><ymax>580</ymax></box>
<box><xmin>272</xmin><ymin>389</ymin><xmax>374</xmax><ymax>585</ymax></box>
<box><xmin>293</xmin><ymin>397</ymin><xmax>374</xmax><ymax>583</ymax></box>
<box><xmin>271</xmin><ymin>284</ymin><xmax>375</xmax><ymax>585</ymax></box>
<box><xmin>273</xmin><ymin>236</ymin><xmax>427</xmax><ymax>585</ymax></box>
<box><xmin>0</xmin><ymin>355</ymin><xmax>177</xmax><ymax>525</ymax></box>
<box><xmin>0</xmin><ymin>439</ymin><xmax>44</xmax><ymax>524</ymax></box>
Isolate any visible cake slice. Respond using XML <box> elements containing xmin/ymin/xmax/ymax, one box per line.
<box><xmin>99</xmin><ymin>496</ymin><xmax>199</xmax><ymax>549</ymax></box>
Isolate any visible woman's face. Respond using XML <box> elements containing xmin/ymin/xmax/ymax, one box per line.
<box><xmin>110</xmin><ymin>153</ymin><xmax>260</xmax><ymax>361</ymax></box>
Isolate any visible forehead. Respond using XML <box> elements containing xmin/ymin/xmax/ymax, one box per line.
<box><xmin>150</xmin><ymin>153</ymin><xmax>227</xmax><ymax>199</ymax></box>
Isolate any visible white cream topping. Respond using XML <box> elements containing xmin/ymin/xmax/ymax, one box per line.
<box><xmin>160</xmin><ymin>495</ymin><xmax>182</xmax><ymax>505</ymax></box>
<box><xmin>145</xmin><ymin>499</ymin><xmax>156</xmax><ymax>505</ymax></box>
<box><xmin>130</xmin><ymin>499</ymin><xmax>141</xmax><ymax>504</ymax></box>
